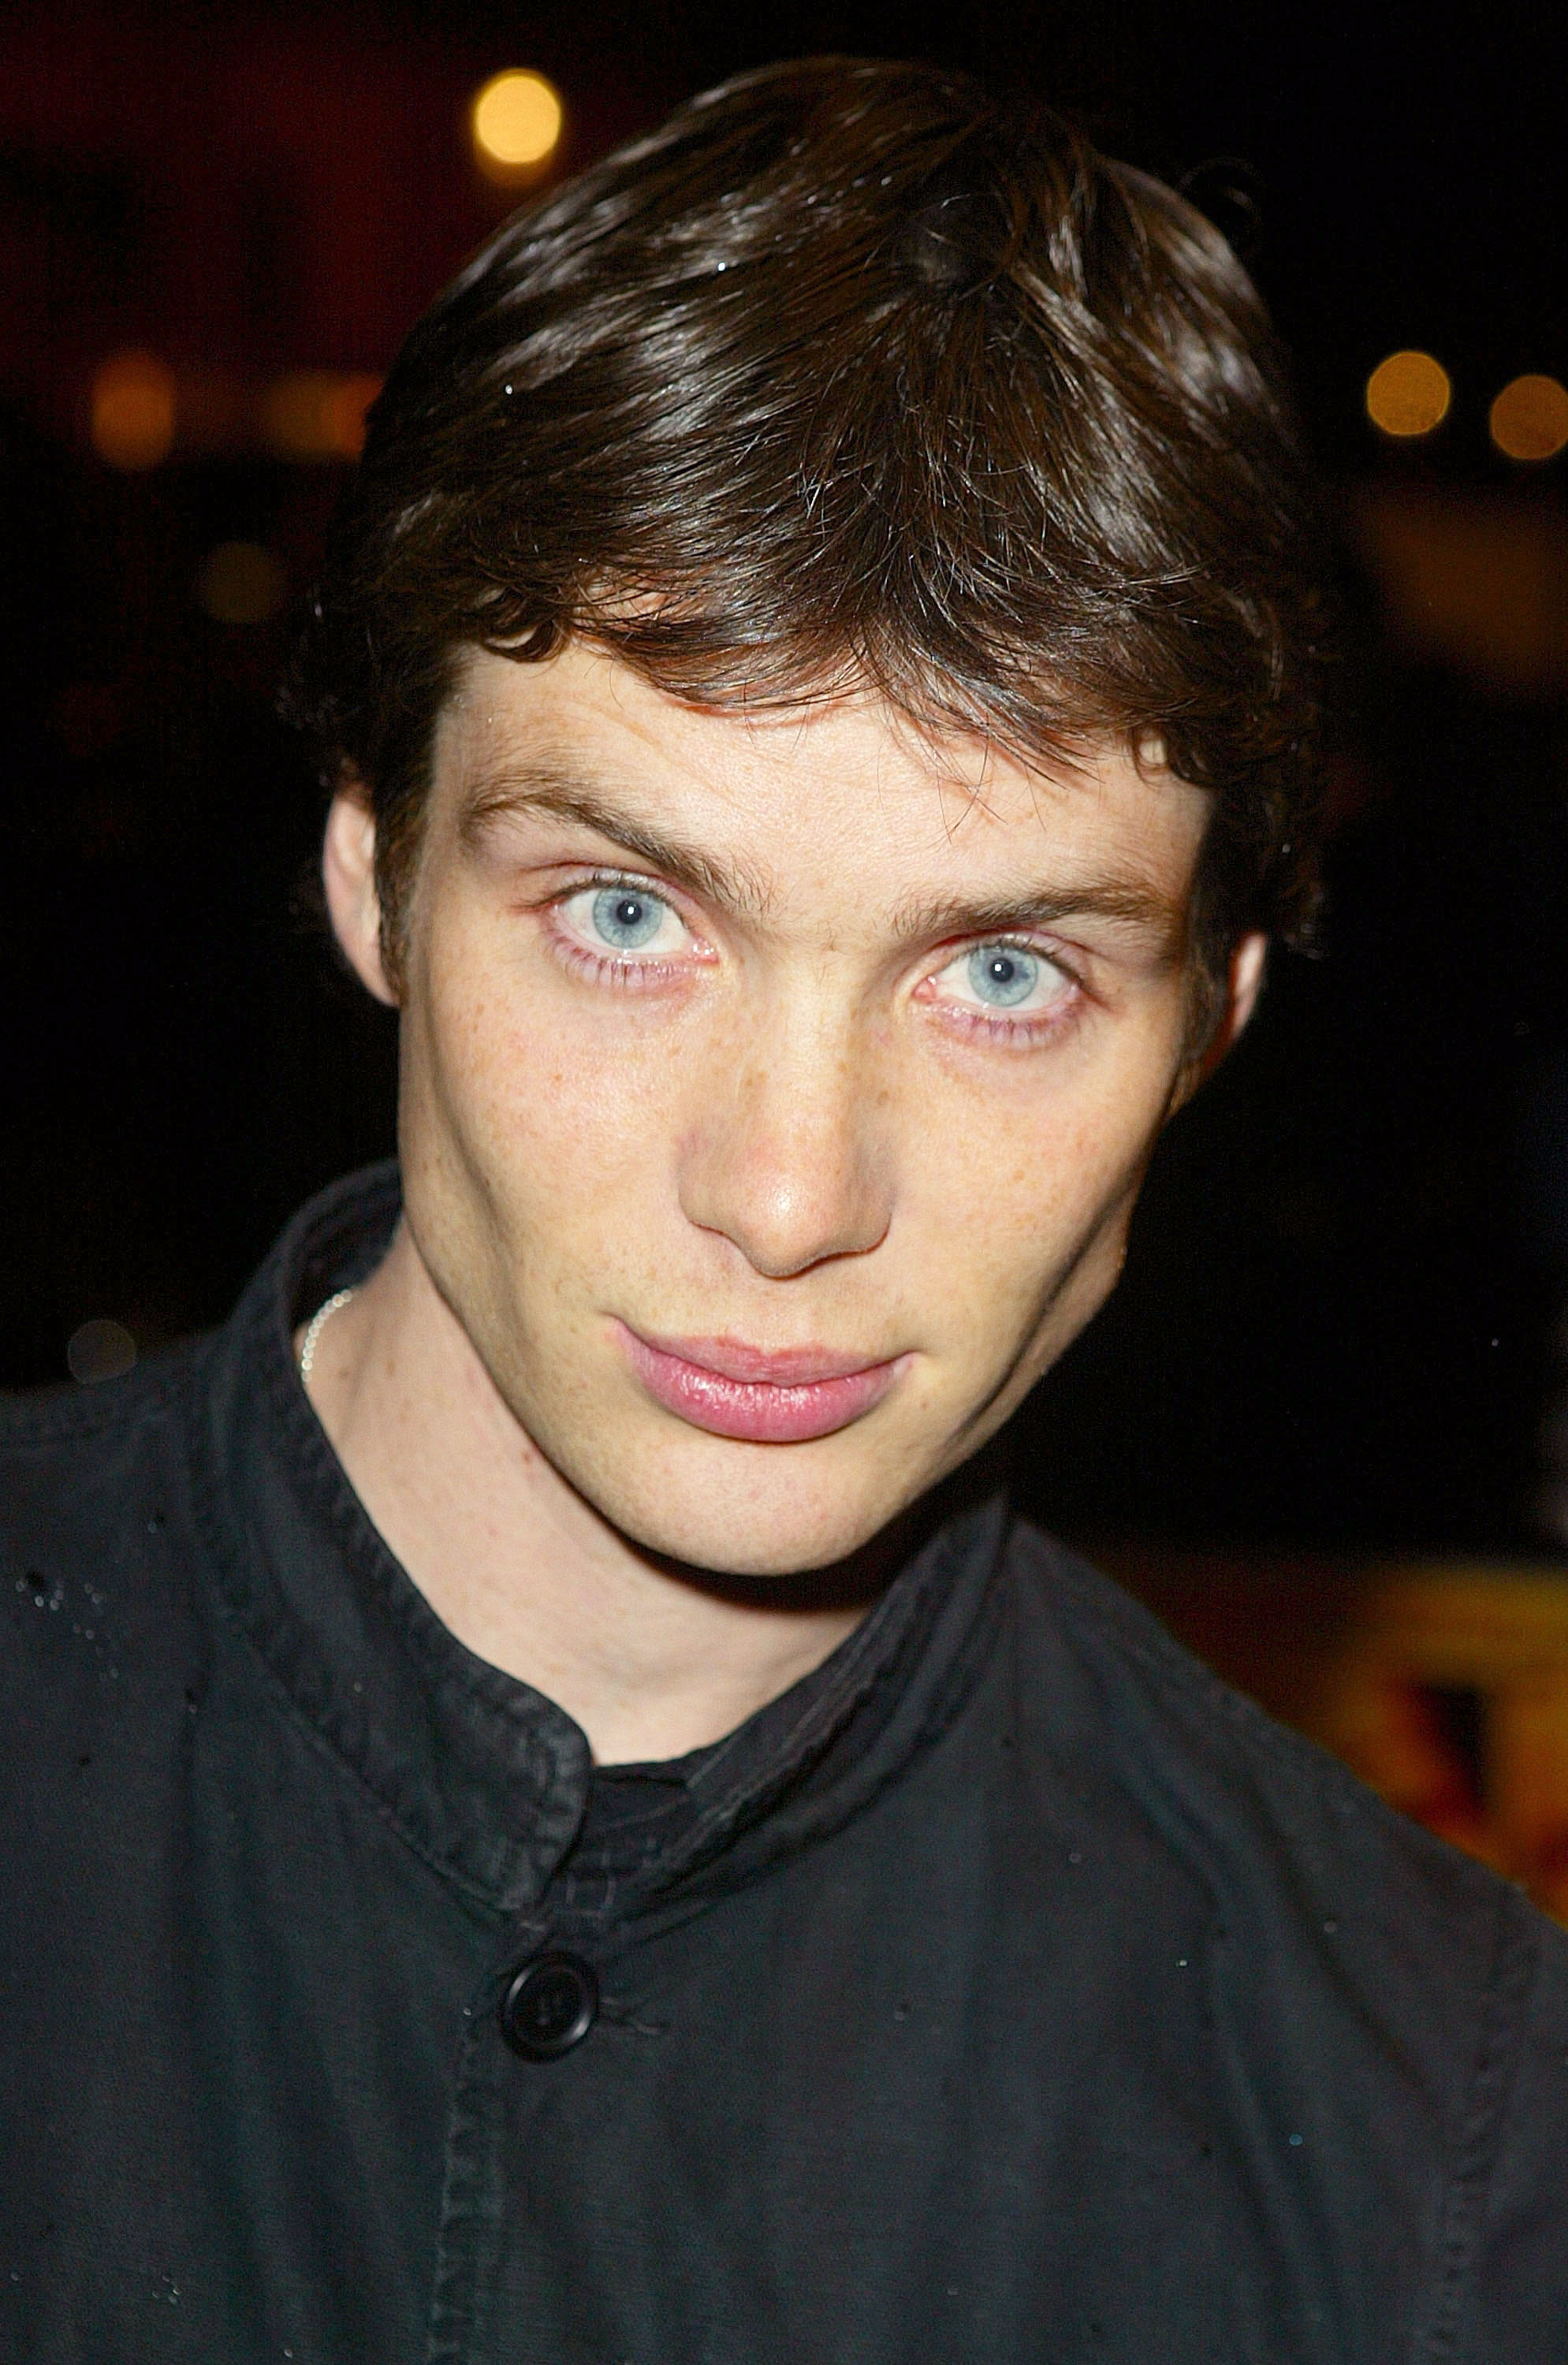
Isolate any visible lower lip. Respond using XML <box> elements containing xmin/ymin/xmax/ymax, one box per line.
<box><xmin>618</xmin><ymin>1329</ymin><xmax>903</xmax><ymax>1443</ymax></box>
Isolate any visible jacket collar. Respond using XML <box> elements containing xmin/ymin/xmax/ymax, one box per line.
<box><xmin>189</xmin><ymin>1164</ymin><xmax>1008</xmax><ymax>1923</ymax></box>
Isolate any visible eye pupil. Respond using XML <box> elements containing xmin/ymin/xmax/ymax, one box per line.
<box><xmin>591</xmin><ymin>885</ymin><xmax>664</xmax><ymax>951</ymax></box>
<box><xmin>967</xmin><ymin>944</ymin><xmax>1039</xmax><ymax>1008</ymax></box>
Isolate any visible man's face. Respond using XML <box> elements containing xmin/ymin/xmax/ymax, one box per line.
<box><xmin>347</xmin><ymin>642</ymin><xmax>1252</xmax><ymax>1577</ymax></box>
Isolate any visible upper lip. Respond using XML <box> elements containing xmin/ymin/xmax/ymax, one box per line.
<box><xmin>627</xmin><ymin>1330</ymin><xmax>897</xmax><ymax>1386</ymax></box>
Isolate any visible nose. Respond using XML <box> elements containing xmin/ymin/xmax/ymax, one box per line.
<box><xmin>677</xmin><ymin>1002</ymin><xmax>893</xmax><ymax>1279</ymax></box>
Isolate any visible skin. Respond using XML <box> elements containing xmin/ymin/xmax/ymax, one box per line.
<box><xmin>313</xmin><ymin>641</ymin><xmax>1264</xmax><ymax>1763</ymax></box>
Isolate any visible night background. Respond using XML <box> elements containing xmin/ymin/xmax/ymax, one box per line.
<box><xmin>6</xmin><ymin>0</ymin><xmax>1568</xmax><ymax>1890</ymax></box>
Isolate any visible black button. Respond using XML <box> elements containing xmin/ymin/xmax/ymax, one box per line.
<box><xmin>499</xmin><ymin>1951</ymin><xmax>598</xmax><ymax>2060</ymax></box>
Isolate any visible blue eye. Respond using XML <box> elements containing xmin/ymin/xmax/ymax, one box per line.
<box><xmin>966</xmin><ymin>944</ymin><xmax>1040</xmax><ymax>1007</ymax></box>
<box><xmin>591</xmin><ymin>886</ymin><xmax>665</xmax><ymax>950</ymax></box>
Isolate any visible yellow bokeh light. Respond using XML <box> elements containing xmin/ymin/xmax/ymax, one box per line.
<box><xmin>1365</xmin><ymin>350</ymin><xmax>1451</xmax><ymax>440</ymax></box>
<box><xmin>1489</xmin><ymin>374</ymin><xmax>1568</xmax><ymax>464</ymax></box>
<box><xmin>91</xmin><ymin>350</ymin><xmax>177</xmax><ymax>470</ymax></box>
<box><xmin>471</xmin><ymin>69</ymin><xmax>563</xmax><ymax>173</ymax></box>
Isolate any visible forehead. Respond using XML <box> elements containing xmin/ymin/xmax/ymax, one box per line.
<box><xmin>432</xmin><ymin>642</ymin><xmax>1209</xmax><ymax>920</ymax></box>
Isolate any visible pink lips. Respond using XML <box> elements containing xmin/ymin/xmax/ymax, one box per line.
<box><xmin>617</xmin><ymin>1325</ymin><xmax>903</xmax><ymax>1443</ymax></box>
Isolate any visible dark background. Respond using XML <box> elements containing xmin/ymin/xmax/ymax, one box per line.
<box><xmin>4</xmin><ymin>0</ymin><xmax>1567</xmax><ymax>1556</ymax></box>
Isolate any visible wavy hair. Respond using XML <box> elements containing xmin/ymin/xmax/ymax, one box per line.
<box><xmin>290</xmin><ymin>57</ymin><xmax>1330</xmax><ymax>1016</ymax></box>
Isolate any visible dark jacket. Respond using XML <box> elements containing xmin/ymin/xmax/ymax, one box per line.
<box><xmin>5</xmin><ymin>1164</ymin><xmax>1568</xmax><ymax>2364</ymax></box>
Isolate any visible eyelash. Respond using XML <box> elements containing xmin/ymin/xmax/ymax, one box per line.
<box><xmin>541</xmin><ymin>875</ymin><xmax>1088</xmax><ymax>1045</ymax></box>
<box><xmin>542</xmin><ymin>871</ymin><xmax>700</xmax><ymax>993</ymax></box>
<box><xmin>924</xmin><ymin>939</ymin><xmax>1086</xmax><ymax>1050</ymax></box>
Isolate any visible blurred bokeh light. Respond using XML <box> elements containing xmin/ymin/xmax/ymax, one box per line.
<box><xmin>1365</xmin><ymin>348</ymin><xmax>1452</xmax><ymax>439</ymax></box>
<box><xmin>196</xmin><ymin>542</ymin><xmax>289</xmax><ymax>626</ymax></box>
<box><xmin>66</xmin><ymin>1320</ymin><xmax>137</xmax><ymax>1385</ymax></box>
<box><xmin>1350</xmin><ymin>489</ymin><xmax>1568</xmax><ymax>692</ymax></box>
<box><xmin>471</xmin><ymin>68</ymin><xmax>564</xmax><ymax>177</ymax></box>
<box><xmin>1490</xmin><ymin>374</ymin><xmax>1568</xmax><ymax>464</ymax></box>
<box><xmin>91</xmin><ymin>350</ymin><xmax>177</xmax><ymax>471</ymax></box>
<box><xmin>259</xmin><ymin>371</ymin><xmax>383</xmax><ymax>461</ymax></box>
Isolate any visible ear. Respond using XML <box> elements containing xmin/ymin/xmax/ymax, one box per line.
<box><xmin>1196</xmin><ymin>930</ymin><xmax>1268</xmax><ymax>1082</ymax></box>
<box><xmin>322</xmin><ymin>776</ymin><xmax>398</xmax><ymax>1007</ymax></box>
<box><xmin>1223</xmin><ymin>930</ymin><xmax>1268</xmax><ymax>1044</ymax></box>
<box><xmin>1171</xmin><ymin>929</ymin><xmax>1268</xmax><ymax>1112</ymax></box>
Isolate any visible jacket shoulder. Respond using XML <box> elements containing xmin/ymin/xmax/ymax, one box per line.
<box><xmin>1005</xmin><ymin>1519</ymin><xmax>1551</xmax><ymax>1967</ymax></box>
<box><xmin>1003</xmin><ymin>1525</ymin><xmax>1568</xmax><ymax>2351</ymax></box>
<box><xmin>1</xmin><ymin>1334</ymin><xmax>209</xmax><ymax>1484</ymax></box>
<box><xmin>0</xmin><ymin>1339</ymin><xmax>213</xmax><ymax>1669</ymax></box>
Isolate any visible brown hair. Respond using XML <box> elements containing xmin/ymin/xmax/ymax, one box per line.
<box><xmin>292</xmin><ymin>56</ymin><xmax>1329</xmax><ymax>1015</ymax></box>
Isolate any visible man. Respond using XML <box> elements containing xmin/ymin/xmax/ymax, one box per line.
<box><xmin>5</xmin><ymin>56</ymin><xmax>1566</xmax><ymax>2363</ymax></box>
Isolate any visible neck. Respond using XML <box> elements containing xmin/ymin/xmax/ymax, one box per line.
<box><xmin>298</xmin><ymin>1220</ymin><xmax>885</xmax><ymax>1764</ymax></box>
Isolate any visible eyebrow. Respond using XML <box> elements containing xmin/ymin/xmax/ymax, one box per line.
<box><xmin>460</xmin><ymin>762</ymin><xmax>1184</xmax><ymax>955</ymax></box>
<box><xmin>887</xmin><ymin>881</ymin><xmax>1185</xmax><ymax>956</ymax></box>
<box><xmin>458</xmin><ymin>764</ymin><xmax>772</xmax><ymax>915</ymax></box>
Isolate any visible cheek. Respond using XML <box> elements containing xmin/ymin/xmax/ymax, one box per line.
<box><xmin>907</xmin><ymin>1047</ymin><xmax>1171</xmax><ymax>1339</ymax></box>
<box><xmin>408</xmin><ymin>914</ymin><xmax>691</xmax><ymax>1207</ymax></box>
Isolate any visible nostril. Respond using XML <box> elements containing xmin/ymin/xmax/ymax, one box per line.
<box><xmin>683</xmin><ymin>1169</ymin><xmax>892</xmax><ymax>1280</ymax></box>
<box><xmin>677</xmin><ymin>1042</ymin><xmax>893</xmax><ymax>1275</ymax></box>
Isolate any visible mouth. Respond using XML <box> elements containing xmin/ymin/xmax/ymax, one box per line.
<box><xmin>616</xmin><ymin>1324</ymin><xmax>906</xmax><ymax>1443</ymax></box>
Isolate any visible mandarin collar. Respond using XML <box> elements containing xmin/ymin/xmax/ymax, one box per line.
<box><xmin>189</xmin><ymin>1164</ymin><xmax>1007</xmax><ymax>1922</ymax></box>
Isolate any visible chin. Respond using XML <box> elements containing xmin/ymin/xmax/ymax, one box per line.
<box><xmin>596</xmin><ymin>1455</ymin><xmax>914</xmax><ymax>1581</ymax></box>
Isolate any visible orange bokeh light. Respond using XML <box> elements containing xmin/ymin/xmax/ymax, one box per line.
<box><xmin>259</xmin><ymin>371</ymin><xmax>382</xmax><ymax>461</ymax></box>
<box><xmin>1489</xmin><ymin>374</ymin><xmax>1568</xmax><ymax>464</ymax></box>
<box><xmin>91</xmin><ymin>350</ymin><xmax>177</xmax><ymax>470</ymax></box>
<box><xmin>471</xmin><ymin>69</ymin><xmax>563</xmax><ymax>177</ymax></box>
<box><xmin>1365</xmin><ymin>350</ymin><xmax>1451</xmax><ymax>440</ymax></box>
